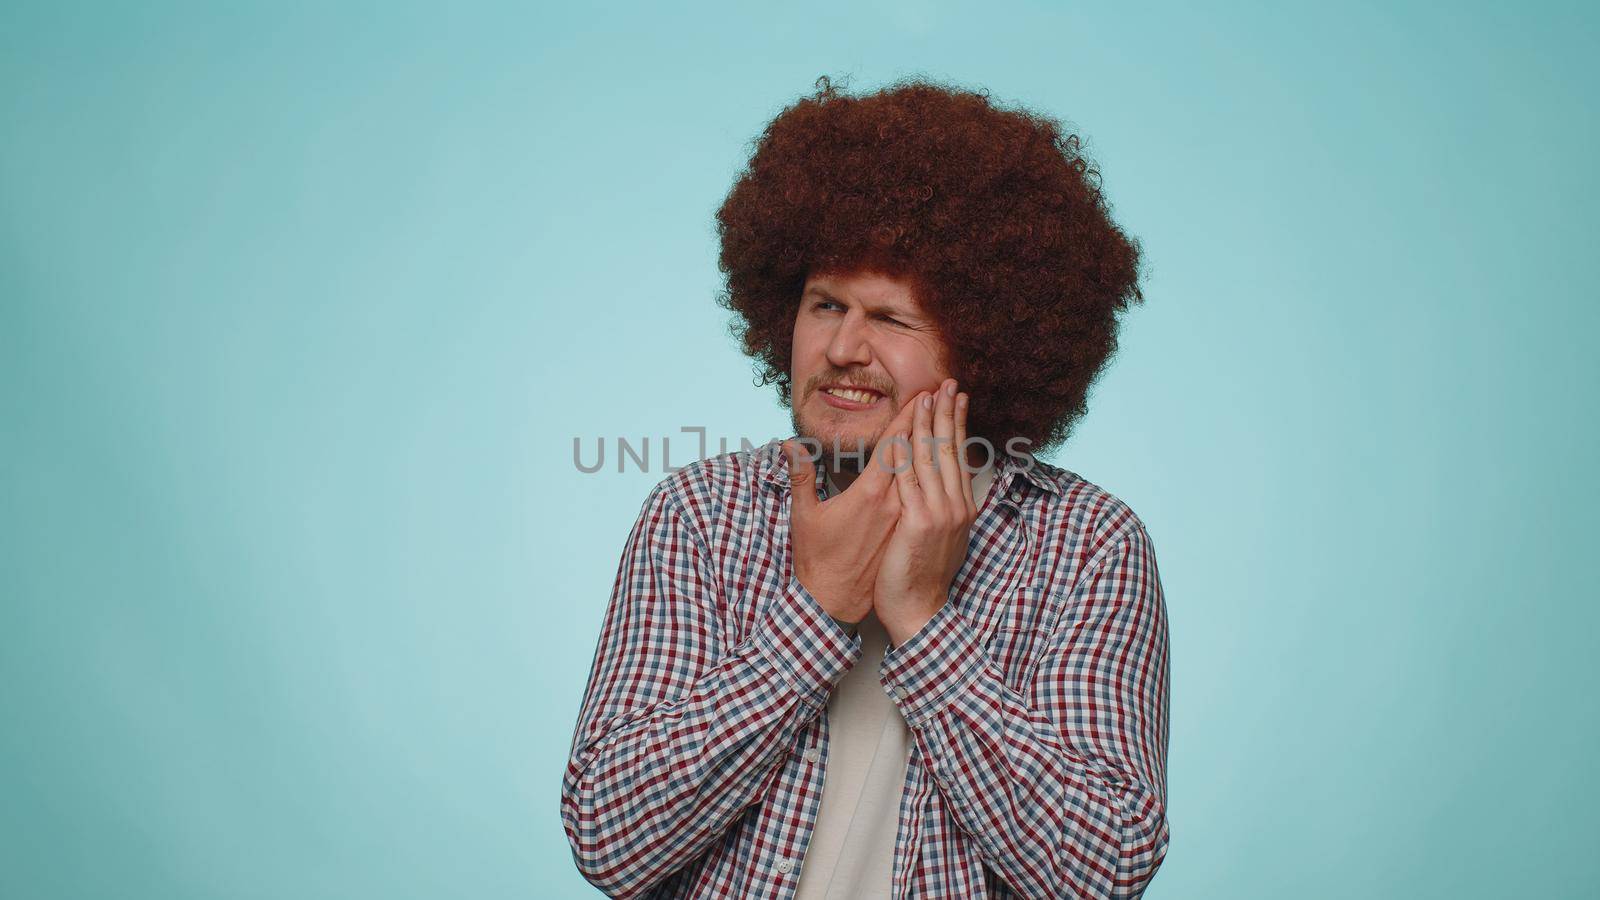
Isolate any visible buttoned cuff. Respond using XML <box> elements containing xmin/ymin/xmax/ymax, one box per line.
<box><xmin>876</xmin><ymin>600</ymin><xmax>986</xmax><ymax>727</ymax></box>
<box><xmin>750</xmin><ymin>579</ymin><xmax>862</xmax><ymax>704</ymax></box>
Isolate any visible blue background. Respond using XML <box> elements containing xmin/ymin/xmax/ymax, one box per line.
<box><xmin>3</xmin><ymin>2</ymin><xmax>1596</xmax><ymax>897</ymax></box>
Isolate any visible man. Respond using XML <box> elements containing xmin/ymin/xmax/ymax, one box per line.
<box><xmin>561</xmin><ymin>76</ymin><xmax>1169</xmax><ymax>899</ymax></box>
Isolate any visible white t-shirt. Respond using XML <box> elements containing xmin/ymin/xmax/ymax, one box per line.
<box><xmin>793</xmin><ymin>462</ymin><xmax>996</xmax><ymax>899</ymax></box>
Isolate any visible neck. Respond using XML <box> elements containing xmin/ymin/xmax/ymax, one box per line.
<box><xmin>825</xmin><ymin>462</ymin><xmax>863</xmax><ymax>496</ymax></box>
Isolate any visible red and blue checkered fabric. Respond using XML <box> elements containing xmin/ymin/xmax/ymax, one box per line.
<box><xmin>562</xmin><ymin>438</ymin><xmax>1170</xmax><ymax>898</ymax></box>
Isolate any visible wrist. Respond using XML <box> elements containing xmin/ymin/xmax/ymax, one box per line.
<box><xmin>827</xmin><ymin>612</ymin><xmax>861</xmax><ymax>636</ymax></box>
<box><xmin>798</xmin><ymin>576</ymin><xmax>869</xmax><ymax>628</ymax></box>
<box><xmin>878</xmin><ymin>592</ymin><xmax>944</xmax><ymax>645</ymax></box>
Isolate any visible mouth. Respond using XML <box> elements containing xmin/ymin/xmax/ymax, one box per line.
<box><xmin>816</xmin><ymin>384</ymin><xmax>887</xmax><ymax>411</ymax></box>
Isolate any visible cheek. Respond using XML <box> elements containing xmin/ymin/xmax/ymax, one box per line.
<box><xmin>789</xmin><ymin>323</ymin><xmax>821</xmax><ymax>369</ymax></box>
<box><xmin>881</xmin><ymin>341</ymin><xmax>946</xmax><ymax>393</ymax></box>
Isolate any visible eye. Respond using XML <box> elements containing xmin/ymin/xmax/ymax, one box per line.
<box><xmin>876</xmin><ymin>313</ymin><xmax>907</xmax><ymax>327</ymax></box>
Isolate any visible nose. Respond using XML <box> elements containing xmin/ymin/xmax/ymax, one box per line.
<box><xmin>824</xmin><ymin>307</ymin><xmax>873</xmax><ymax>369</ymax></box>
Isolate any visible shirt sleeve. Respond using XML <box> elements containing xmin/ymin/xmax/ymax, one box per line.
<box><xmin>561</xmin><ymin>482</ymin><xmax>863</xmax><ymax>897</ymax></box>
<box><xmin>877</xmin><ymin>521</ymin><xmax>1171</xmax><ymax>899</ymax></box>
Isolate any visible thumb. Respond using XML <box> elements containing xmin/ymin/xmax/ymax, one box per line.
<box><xmin>784</xmin><ymin>439</ymin><xmax>819</xmax><ymax>516</ymax></box>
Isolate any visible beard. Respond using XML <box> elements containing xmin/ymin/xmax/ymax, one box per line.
<box><xmin>789</xmin><ymin>371</ymin><xmax>901</xmax><ymax>472</ymax></box>
<box><xmin>790</xmin><ymin>406</ymin><xmax>887</xmax><ymax>473</ymax></box>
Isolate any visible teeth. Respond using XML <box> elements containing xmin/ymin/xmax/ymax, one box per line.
<box><xmin>825</xmin><ymin>388</ymin><xmax>877</xmax><ymax>403</ymax></box>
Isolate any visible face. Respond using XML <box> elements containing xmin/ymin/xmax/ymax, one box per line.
<box><xmin>789</xmin><ymin>268</ymin><xmax>953</xmax><ymax>469</ymax></box>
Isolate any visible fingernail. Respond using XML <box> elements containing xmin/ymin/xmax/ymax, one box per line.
<box><xmin>945</xmin><ymin>381</ymin><xmax>956</xmax><ymax>396</ymax></box>
<box><xmin>922</xmin><ymin>395</ymin><xmax>932</xmax><ymax>409</ymax></box>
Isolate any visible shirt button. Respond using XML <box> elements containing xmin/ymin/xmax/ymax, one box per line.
<box><xmin>893</xmin><ymin>684</ymin><xmax>910</xmax><ymax>700</ymax></box>
<box><xmin>802</xmin><ymin>747</ymin><xmax>821</xmax><ymax>763</ymax></box>
<box><xmin>1009</xmin><ymin>488</ymin><xmax>1024</xmax><ymax>501</ymax></box>
<box><xmin>775</xmin><ymin>858</ymin><xmax>794</xmax><ymax>874</ymax></box>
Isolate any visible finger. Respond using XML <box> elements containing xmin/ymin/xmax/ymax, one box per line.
<box><xmin>892</xmin><ymin>432</ymin><xmax>927</xmax><ymax>513</ymax></box>
<box><xmin>933</xmin><ymin>379</ymin><xmax>964</xmax><ymax>504</ymax></box>
<box><xmin>882</xmin><ymin>429</ymin><xmax>914</xmax><ymax>493</ymax></box>
<box><xmin>870</xmin><ymin>480</ymin><xmax>901</xmax><ymax>542</ymax></box>
<box><xmin>911</xmin><ymin>390</ymin><xmax>943</xmax><ymax>508</ymax></box>
<box><xmin>783</xmin><ymin>439</ymin><xmax>819</xmax><ymax>517</ymax></box>
<box><xmin>859</xmin><ymin>392</ymin><xmax>923</xmax><ymax>491</ymax></box>
<box><xmin>955</xmin><ymin>392</ymin><xmax>976</xmax><ymax>515</ymax></box>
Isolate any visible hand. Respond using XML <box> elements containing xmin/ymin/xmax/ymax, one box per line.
<box><xmin>873</xmin><ymin>379</ymin><xmax>979</xmax><ymax>646</ymax></box>
<box><xmin>784</xmin><ymin>393</ymin><xmax>921</xmax><ymax>624</ymax></box>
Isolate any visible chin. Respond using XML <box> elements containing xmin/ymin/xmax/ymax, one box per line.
<box><xmin>795</xmin><ymin>419</ymin><xmax>882</xmax><ymax>464</ymax></box>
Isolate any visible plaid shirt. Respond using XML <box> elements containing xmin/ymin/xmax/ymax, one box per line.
<box><xmin>561</xmin><ymin>438</ymin><xmax>1170</xmax><ymax>899</ymax></box>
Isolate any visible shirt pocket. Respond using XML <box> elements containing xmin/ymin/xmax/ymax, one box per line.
<box><xmin>978</xmin><ymin>585</ymin><xmax>1055</xmax><ymax>691</ymax></box>
<box><xmin>980</xmin><ymin>625</ymin><xmax>1050</xmax><ymax>693</ymax></box>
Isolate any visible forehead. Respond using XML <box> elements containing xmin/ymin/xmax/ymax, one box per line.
<box><xmin>803</xmin><ymin>269</ymin><xmax>927</xmax><ymax>317</ymax></box>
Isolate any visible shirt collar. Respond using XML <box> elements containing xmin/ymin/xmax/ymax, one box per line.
<box><xmin>757</xmin><ymin>437</ymin><xmax>1061</xmax><ymax>499</ymax></box>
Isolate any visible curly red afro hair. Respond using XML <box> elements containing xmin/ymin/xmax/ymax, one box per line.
<box><xmin>715</xmin><ymin>75</ymin><xmax>1144</xmax><ymax>453</ymax></box>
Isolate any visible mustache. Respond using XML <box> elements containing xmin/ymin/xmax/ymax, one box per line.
<box><xmin>805</xmin><ymin>372</ymin><xmax>896</xmax><ymax>399</ymax></box>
